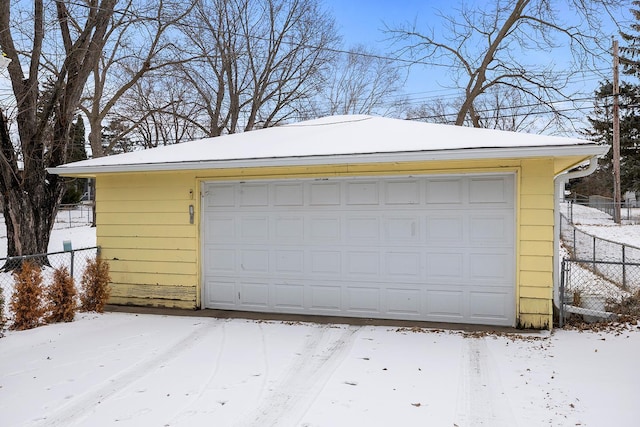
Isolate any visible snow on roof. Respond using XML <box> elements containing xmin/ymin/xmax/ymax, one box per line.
<box><xmin>49</xmin><ymin>115</ymin><xmax>609</xmax><ymax>175</ymax></box>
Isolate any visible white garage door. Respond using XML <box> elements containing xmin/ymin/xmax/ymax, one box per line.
<box><xmin>202</xmin><ymin>174</ymin><xmax>515</xmax><ymax>326</ymax></box>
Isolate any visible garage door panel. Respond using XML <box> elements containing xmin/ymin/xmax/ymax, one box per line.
<box><xmin>309</xmin><ymin>285</ymin><xmax>342</xmax><ymax>311</ymax></box>
<box><xmin>239</xmin><ymin>183</ymin><xmax>269</xmax><ymax>206</ymax></box>
<box><xmin>241</xmin><ymin>250</ymin><xmax>269</xmax><ymax>272</ymax></box>
<box><xmin>385</xmin><ymin>216</ymin><xmax>420</xmax><ymax>242</ymax></box>
<box><xmin>346</xmin><ymin>216</ymin><xmax>380</xmax><ymax>239</ymax></box>
<box><xmin>426</xmin><ymin>216</ymin><xmax>464</xmax><ymax>242</ymax></box>
<box><xmin>275</xmin><ymin>217</ymin><xmax>304</xmax><ymax>240</ymax></box>
<box><xmin>386</xmin><ymin>288</ymin><xmax>422</xmax><ymax>315</ymax></box>
<box><xmin>468</xmin><ymin>290</ymin><xmax>513</xmax><ymax>322</ymax></box>
<box><xmin>384</xmin><ymin>180</ymin><xmax>420</xmax><ymax>205</ymax></box>
<box><xmin>469</xmin><ymin>253</ymin><xmax>513</xmax><ymax>281</ymax></box>
<box><xmin>385</xmin><ymin>251</ymin><xmax>422</xmax><ymax>278</ymax></box>
<box><xmin>205</xmin><ymin>279</ymin><xmax>236</xmax><ymax>307</ymax></box>
<box><xmin>469</xmin><ymin>177</ymin><xmax>510</xmax><ymax>204</ymax></box>
<box><xmin>203</xmin><ymin>174</ymin><xmax>515</xmax><ymax>326</ymax></box>
<box><xmin>206</xmin><ymin>185</ymin><xmax>235</xmax><ymax>207</ymax></box>
<box><xmin>426</xmin><ymin>179</ymin><xmax>464</xmax><ymax>204</ymax></box>
<box><xmin>207</xmin><ymin>248</ymin><xmax>235</xmax><ymax>273</ymax></box>
<box><xmin>275</xmin><ymin>250</ymin><xmax>304</xmax><ymax>273</ymax></box>
<box><xmin>426</xmin><ymin>289</ymin><xmax>464</xmax><ymax>318</ymax></box>
<box><xmin>240</xmin><ymin>217</ymin><xmax>269</xmax><ymax>240</ymax></box>
<box><xmin>240</xmin><ymin>282</ymin><xmax>269</xmax><ymax>308</ymax></box>
<box><xmin>426</xmin><ymin>252</ymin><xmax>464</xmax><ymax>279</ymax></box>
<box><xmin>469</xmin><ymin>215</ymin><xmax>512</xmax><ymax>242</ymax></box>
<box><xmin>347</xmin><ymin>181</ymin><xmax>380</xmax><ymax>205</ymax></box>
<box><xmin>207</xmin><ymin>217</ymin><xmax>235</xmax><ymax>240</ymax></box>
<box><xmin>346</xmin><ymin>286</ymin><xmax>381</xmax><ymax>313</ymax></box>
<box><xmin>309</xmin><ymin>217</ymin><xmax>341</xmax><ymax>240</ymax></box>
<box><xmin>273</xmin><ymin>284</ymin><xmax>304</xmax><ymax>309</ymax></box>
<box><xmin>310</xmin><ymin>250</ymin><xmax>342</xmax><ymax>274</ymax></box>
<box><xmin>346</xmin><ymin>251</ymin><xmax>380</xmax><ymax>276</ymax></box>
<box><xmin>274</xmin><ymin>183</ymin><xmax>304</xmax><ymax>206</ymax></box>
<box><xmin>310</xmin><ymin>182</ymin><xmax>341</xmax><ymax>205</ymax></box>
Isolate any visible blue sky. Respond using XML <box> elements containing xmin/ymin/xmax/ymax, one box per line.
<box><xmin>322</xmin><ymin>0</ymin><xmax>633</xmax><ymax>125</ymax></box>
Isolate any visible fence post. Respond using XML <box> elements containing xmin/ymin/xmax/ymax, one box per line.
<box><xmin>559</xmin><ymin>259</ymin><xmax>566</xmax><ymax>328</ymax></box>
<box><xmin>570</xmin><ymin>201</ymin><xmax>573</xmax><ymax>223</ymax></box>
<box><xmin>593</xmin><ymin>235</ymin><xmax>596</xmax><ymax>272</ymax></box>
<box><xmin>622</xmin><ymin>245</ymin><xmax>627</xmax><ymax>290</ymax></box>
<box><xmin>70</xmin><ymin>249</ymin><xmax>75</xmax><ymax>278</ymax></box>
<box><xmin>573</xmin><ymin>228</ymin><xmax>576</xmax><ymax>254</ymax></box>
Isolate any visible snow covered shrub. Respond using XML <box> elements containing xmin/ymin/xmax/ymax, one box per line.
<box><xmin>80</xmin><ymin>257</ymin><xmax>111</xmax><ymax>312</ymax></box>
<box><xmin>10</xmin><ymin>260</ymin><xmax>46</xmax><ymax>330</ymax></box>
<box><xmin>46</xmin><ymin>267</ymin><xmax>77</xmax><ymax>323</ymax></box>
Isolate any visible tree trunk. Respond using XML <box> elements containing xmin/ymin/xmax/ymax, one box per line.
<box><xmin>0</xmin><ymin>111</ymin><xmax>62</xmax><ymax>268</ymax></box>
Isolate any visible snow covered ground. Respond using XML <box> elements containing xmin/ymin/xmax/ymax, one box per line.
<box><xmin>1</xmin><ymin>313</ymin><xmax>638</xmax><ymax>426</ymax></box>
<box><xmin>1</xmin><ymin>205</ymin><xmax>639</xmax><ymax>426</ymax></box>
<box><xmin>564</xmin><ymin>202</ymin><xmax>640</xmax><ymax>248</ymax></box>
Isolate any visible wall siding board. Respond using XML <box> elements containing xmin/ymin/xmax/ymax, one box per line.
<box><xmin>108</xmin><ymin>272</ymin><xmax>197</xmax><ymax>287</ymax></box>
<box><xmin>98</xmin><ymin>225</ymin><xmax>195</xmax><ymax>239</ymax></box>
<box><xmin>106</xmin><ymin>248</ymin><xmax>196</xmax><ymax>263</ymax></box>
<box><xmin>520</xmin><ymin>241</ymin><xmax>554</xmax><ymax>255</ymax></box>
<box><xmin>100</xmin><ymin>200</ymin><xmax>190</xmax><ymax>213</ymax></box>
<box><xmin>520</xmin><ymin>270</ymin><xmax>553</xmax><ymax>286</ymax></box>
<box><xmin>521</xmin><ymin>194</ymin><xmax>554</xmax><ymax>210</ymax></box>
<box><xmin>519</xmin><ymin>286</ymin><xmax>552</xmax><ymax>299</ymax></box>
<box><xmin>109</xmin><ymin>260</ymin><xmax>196</xmax><ymax>275</ymax></box>
<box><xmin>98</xmin><ymin>212</ymin><xmax>190</xmax><ymax>226</ymax></box>
<box><xmin>519</xmin><ymin>298</ymin><xmax>551</xmax><ymax>315</ymax></box>
<box><xmin>520</xmin><ymin>210</ymin><xmax>554</xmax><ymax>226</ymax></box>
<box><xmin>99</xmin><ymin>237</ymin><xmax>197</xmax><ymax>250</ymax></box>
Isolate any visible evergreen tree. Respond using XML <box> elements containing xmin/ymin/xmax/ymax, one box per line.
<box><xmin>620</xmin><ymin>0</ymin><xmax>640</xmax><ymax>79</ymax></box>
<box><xmin>61</xmin><ymin>115</ymin><xmax>88</xmax><ymax>204</ymax></box>
<box><xmin>582</xmin><ymin>81</ymin><xmax>640</xmax><ymax>195</ymax></box>
<box><xmin>68</xmin><ymin>115</ymin><xmax>88</xmax><ymax>163</ymax></box>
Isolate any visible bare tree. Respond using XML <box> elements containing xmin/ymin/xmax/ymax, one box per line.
<box><xmin>116</xmin><ymin>74</ymin><xmax>206</xmax><ymax>147</ymax></box>
<box><xmin>176</xmin><ymin>0</ymin><xmax>340</xmax><ymax>136</ymax></box>
<box><xmin>388</xmin><ymin>0</ymin><xmax>626</xmax><ymax>130</ymax></box>
<box><xmin>319</xmin><ymin>45</ymin><xmax>407</xmax><ymax>117</ymax></box>
<box><xmin>407</xmin><ymin>85</ymin><xmax>553</xmax><ymax>132</ymax></box>
<box><xmin>0</xmin><ymin>1</ymin><xmax>116</xmax><ymax>260</ymax></box>
<box><xmin>80</xmin><ymin>0</ymin><xmax>194</xmax><ymax>158</ymax></box>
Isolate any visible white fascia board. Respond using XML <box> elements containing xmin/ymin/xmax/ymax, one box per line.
<box><xmin>47</xmin><ymin>144</ymin><xmax>610</xmax><ymax>176</ymax></box>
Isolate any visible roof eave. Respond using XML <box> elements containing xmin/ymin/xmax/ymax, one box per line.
<box><xmin>48</xmin><ymin>144</ymin><xmax>610</xmax><ymax>176</ymax></box>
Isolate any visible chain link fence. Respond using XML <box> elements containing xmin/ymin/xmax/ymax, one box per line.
<box><xmin>0</xmin><ymin>247</ymin><xmax>100</xmax><ymax>320</ymax></box>
<box><xmin>560</xmin><ymin>214</ymin><xmax>640</xmax><ymax>290</ymax></box>
<box><xmin>562</xmin><ymin>197</ymin><xmax>640</xmax><ymax>224</ymax></box>
<box><xmin>559</xmin><ymin>258</ymin><xmax>640</xmax><ymax>327</ymax></box>
<box><xmin>53</xmin><ymin>204</ymin><xmax>94</xmax><ymax>229</ymax></box>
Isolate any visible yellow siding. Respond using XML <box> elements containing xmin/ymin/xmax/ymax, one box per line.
<box><xmin>97</xmin><ymin>173</ymin><xmax>199</xmax><ymax>309</ymax></box>
<box><xmin>517</xmin><ymin>159</ymin><xmax>555</xmax><ymax>328</ymax></box>
<box><xmin>93</xmin><ymin>155</ymin><xmax>587</xmax><ymax>328</ymax></box>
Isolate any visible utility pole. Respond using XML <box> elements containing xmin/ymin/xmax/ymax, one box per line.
<box><xmin>612</xmin><ymin>38</ymin><xmax>622</xmax><ymax>224</ymax></box>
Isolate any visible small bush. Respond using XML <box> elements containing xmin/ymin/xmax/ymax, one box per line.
<box><xmin>46</xmin><ymin>267</ymin><xmax>77</xmax><ymax>323</ymax></box>
<box><xmin>80</xmin><ymin>257</ymin><xmax>111</xmax><ymax>312</ymax></box>
<box><xmin>10</xmin><ymin>261</ymin><xmax>45</xmax><ymax>330</ymax></box>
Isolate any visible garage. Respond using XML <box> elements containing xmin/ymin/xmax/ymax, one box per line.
<box><xmin>202</xmin><ymin>173</ymin><xmax>515</xmax><ymax>326</ymax></box>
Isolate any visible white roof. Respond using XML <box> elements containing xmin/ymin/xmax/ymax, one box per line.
<box><xmin>49</xmin><ymin>115</ymin><xmax>608</xmax><ymax>175</ymax></box>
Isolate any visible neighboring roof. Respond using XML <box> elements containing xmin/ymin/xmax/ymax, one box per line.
<box><xmin>48</xmin><ymin>115</ymin><xmax>609</xmax><ymax>175</ymax></box>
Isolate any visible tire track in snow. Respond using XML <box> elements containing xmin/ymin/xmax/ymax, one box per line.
<box><xmin>30</xmin><ymin>319</ymin><xmax>223</xmax><ymax>427</ymax></box>
<box><xmin>454</xmin><ymin>337</ymin><xmax>517</xmax><ymax>427</ymax></box>
<box><xmin>164</xmin><ymin>320</ymin><xmax>229</xmax><ymax>424</ymax></box>
<box><xmin>236</xmin><ymin>324</ymin><xmax>360</xmax><ymax>427</ymax></box>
